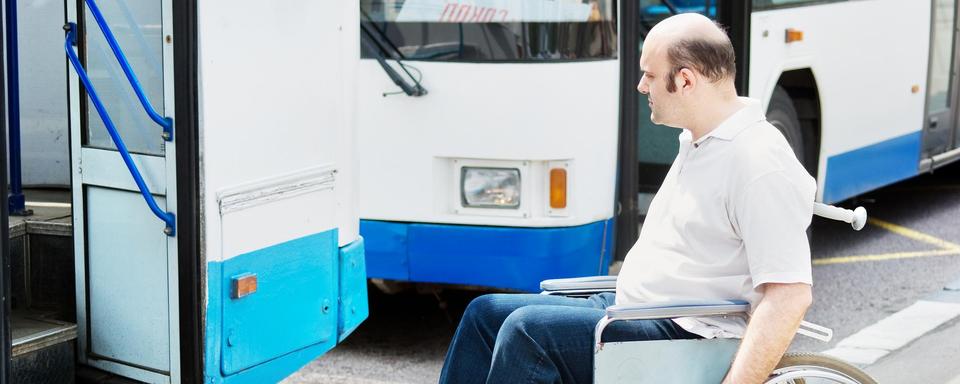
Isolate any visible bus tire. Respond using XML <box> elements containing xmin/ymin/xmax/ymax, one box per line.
<box><xmin>767</xmin><ymin>86</ymin><xmax>809</xmax><ymax>169</ymax></box>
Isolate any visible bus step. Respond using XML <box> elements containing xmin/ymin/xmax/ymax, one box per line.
<box><xmin>75</xmin><ymin>365</ymin><xmax>144</xmax><ymax>384</ymax></box>
<box><xmin>9</xmin><ymin>190</ymin><xmax>77</xmax><ymax>382</ymax></box>
<box><xmin>11</xmin><ymin>312</ymin><xmax>77</xmax><ymax>384</ymax></box>
<box><xmin>10</xmin><ymin>191</ymin><xmax>75</xmax><ymax>322</ymax></box>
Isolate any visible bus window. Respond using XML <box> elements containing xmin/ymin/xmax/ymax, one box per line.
<box><xmin>360</xmin><ymin>0</ymin><xmax>617</xmax><ymax>62</ymax></box>
<box><xmin>752</xmin><ymin>0</ymin><xmax>847</xmax><ymax>10</ymax></box>
<box><xmin>922</xmin><ymin>0</ymin><xmax>959</xmax><ymax>157</ymax></box>
<box><xmin>639</xmin><ymin>0</ymin><xmax>714</xmax><ymax>30</ymax></box>
<box><xmin>928</xmin><ymin>0</ymin><xmax>957</xmax><ymax>114</ymax></box>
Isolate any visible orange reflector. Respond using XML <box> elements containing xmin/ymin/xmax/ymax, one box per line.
<box><xmin>911</xmin><ymin>85</ymin><xmax>921</xmax><ymax>94</ymax></box>
<box><xmin>550</xmin><ymin>168</ymin><xmax>567</xmax><ymax>209</ymax></box>
<box><xmin>785</xmin><ymin>28</ymin><xmax>803</xmax><ymax>43</ymax></box>
<box><xmin>232</xmin><ymin>273</ymin><xmax>258</xmax><ymax>299</ymax></box>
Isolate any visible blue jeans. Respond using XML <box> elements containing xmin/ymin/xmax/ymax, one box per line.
<box><xmin>439</xmin><ymin>292</ymin><xmax>700</xmax><ymax>384</ymax></box>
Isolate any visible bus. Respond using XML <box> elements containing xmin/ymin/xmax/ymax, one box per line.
<box><xmin>0</xmin><ymin>0</ymin><xmax>367</xmax><ymax>383</ymax></box>
<box><xmin>356</xmin><ymin>0</ymin><xmax>960</xmax><ymax>293</ymax></box>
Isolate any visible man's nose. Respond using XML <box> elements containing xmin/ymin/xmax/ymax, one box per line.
<box><xmin>636</xmin><ymin>80</ymin><xmax>648</xmax><ymax>95</ymax></box>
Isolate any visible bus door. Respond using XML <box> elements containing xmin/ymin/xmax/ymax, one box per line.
<box><xmin>922</xmin><ymin>0</ymin><xmax>960</xmax><ymax>163</ymax></box>
<box><xmin>65</xmin><ymin>0</ymin><xmax>179</xmax><ymax>381</ymax></box>
<box><xmin>618</xmin><ymin>1</ymin><xmax>716</xmax><ymax>259</ymax></box>
<box><xmin>617</xmin><ymin>1</ymin><xmax>748</xmax><ymax>259</ymax></box>
<box><xmin>952</xmin><ymin>0</ymin><xmax>960</xmax><ymax>152</ymax></box>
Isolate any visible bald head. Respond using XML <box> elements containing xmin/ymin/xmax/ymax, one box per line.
<box><xmin>636</xmin><ymin>14</ymin><xmax>742</xmax><ymax>131</ymax></box>
<box><xmin>646</xmin><ymin>13</ymin><xmax>736</xmax><ymax>92</ymax></box>
<box><xmin>648</xmin><ymin>13</ymin><xmax>729</xmax><ymax>44</ymax></box>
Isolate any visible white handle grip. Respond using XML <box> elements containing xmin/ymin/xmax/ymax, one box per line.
<box><xmin>813</xmin><ymin>203</ymin><xmax>867</xmax><ymax>231</ymax></box>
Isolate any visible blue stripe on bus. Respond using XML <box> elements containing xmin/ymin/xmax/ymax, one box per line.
<box><xmin>204</xmin><ymin>232</ymin><xmax>368</xmax><ymax>383</ymax></box>
<box><xmin>363</xmin><ymin>220</ymin><xmax>410</xmax><ymax>281</ymax></box>
<box><xmin>823</xmin><ymin>131</ymin><xmax>921</xmax><ymax>203</ymax></box>
<box><xmin>361</xmin><ymin>219</ymin><xmax>614</xmax><ymax>292</ymax></box>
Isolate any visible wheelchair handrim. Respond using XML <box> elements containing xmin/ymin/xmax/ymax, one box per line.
<box><xmin>766</xmin><ymin>364</ymin><xmax>863</xmax><ymax>384</ymax></box>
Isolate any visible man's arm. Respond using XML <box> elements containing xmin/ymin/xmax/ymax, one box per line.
<box><xmin>722</xmin><ymin>282</ymin><xmax>813</xmax><ymax>384</ymax></box>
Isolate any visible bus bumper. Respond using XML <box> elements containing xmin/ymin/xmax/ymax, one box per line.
<box><xmin>361</xmin><ymin>219</ymin><xmax>615</xmax><ymax>292</ymax></box>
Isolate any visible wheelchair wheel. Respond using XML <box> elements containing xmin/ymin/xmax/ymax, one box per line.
<box><xmin>765</xmin><ymin>352</ymin><xmax>878</xmax><ymax>384</ymax></box>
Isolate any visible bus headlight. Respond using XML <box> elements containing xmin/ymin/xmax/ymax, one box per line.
<box><xmin>461</xmin><ymin>167</ymin><xmax>521</xmax><ymax>209</ymax></box>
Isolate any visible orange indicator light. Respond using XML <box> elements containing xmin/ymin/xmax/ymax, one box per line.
<box><xmin>550</xmin><ymin>168</ymin><xmax>567</xmax><ymax>209</ymax></box>
<box><xmin>232</xmin><ymin>273</ymin><xmax>258</xmax><ymax>299</ymax></box>
<box><xmin>785</xmin><ymin>28</ymin><xmax>804</xmax><ymax>43</ymax></box>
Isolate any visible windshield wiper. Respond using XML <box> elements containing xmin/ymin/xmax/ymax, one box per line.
<box><xmin>360</xmin><ymin>22</ymin><xmax>427</xmax><ymax>97</ymax></box>
<box><xmin>639</xmin><ymin>0</ymin><xmax>712</xmax><ymax>39</ymax></box>
<box><xmin>662</xmin><ymin>0</ymin><xmax>680</xmax><ymax>14</ymax></box>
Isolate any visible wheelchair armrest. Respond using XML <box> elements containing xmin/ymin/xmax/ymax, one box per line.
<box><xmin>540</xmin><ymin>276</ymin><xmax>617</xmax><ymax>296</ymax></box>
<box><xmin>605</xmin><ymin>299</ymin><xmax>750</xmax><ymax>321</ymax></box>
<box><xmin>593</xmin><ymin>299</ymin><xmax>750</xmax><ymax>348</ymax></box>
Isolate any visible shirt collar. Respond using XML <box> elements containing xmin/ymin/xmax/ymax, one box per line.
<box><xmin>692</xmin><ymin>97</ymin><xmax>765</xmax><ymax>144</ymax></box>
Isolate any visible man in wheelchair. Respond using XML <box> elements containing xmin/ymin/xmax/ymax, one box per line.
<box><xmin>439</xmin><ymin>13</ymin><xmax>818</xmax><ymax>384</ymax></box>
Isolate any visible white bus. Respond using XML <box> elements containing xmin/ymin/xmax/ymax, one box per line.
<box><xmin>1</xmin><ymin>0</ymin><xmax>367</xmax><ymax>383</ymax></box>
<box><xmin>358</xmin><ymin>0</ymin><xmax>619</xmax><ymax>293</ymax></box>
<box><xmin>356</xmin><ymin>0</ymin><xmax>960</xmax><ymax>292</ymax></box>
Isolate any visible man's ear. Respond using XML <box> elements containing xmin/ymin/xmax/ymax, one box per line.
<box><xmin>678</xmin><ymin>67</ymin><xmax>696</xmax><ymax>94</ymax></box>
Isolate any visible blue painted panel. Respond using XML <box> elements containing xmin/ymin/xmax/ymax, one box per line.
<box><xmin>204</xmin><ymin>234</ymin><xmax>370</xmax><ymax>384</ymax></box>
<box><xmin>205</xmin><ymin>261</ymin><xmax>224</xmax><ymax>382</ymax></box>
<box><xmin>220</xmin><ymin>231</ymin><xmax>338</xmax><ymax>375</ymax></box>
<box><xmin>360</xmin><ymin>220</ymin><xmax>409</xmax><ymax>280</ymax></box>
<box><xmin>407</xmin><ymin>220</ymin><xmax>611</xmax><ymax>292</ymax></box>
<box><xmin>823</xmin><ymin>131</ymin><xmax>921</xmax><ymax>203</ymax></box>
<box><xmin>600</xmin><ymin>218</ymin><xmax>614</xmax><ymax>275</ymax></box>
<box><xmin>408</xmin><ymin>221</ymin><xmax>605</xmax><ymax>292</ymax></box>
<box><xmin>218</xmin><ymin>342</ymin><xmax>343</xmax><ymax>384</ymax></box>
<box><xmin>363</xmin><ymin>219</ymin><xmax>612</xmax><ymax>291</ymax></box>
<box><xmin>338</xmin><ymin>237</ymin><xmax>369</xmax><ymax>343</ymax></box>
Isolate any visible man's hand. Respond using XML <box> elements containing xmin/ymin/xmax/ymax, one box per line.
<box><xmin>722</xmin><ymin>282</ymin><xmax>812</xmax><ymax>384</ymax></box>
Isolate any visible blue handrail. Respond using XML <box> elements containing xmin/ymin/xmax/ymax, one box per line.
<box><xmin>65</xmin><ymin>23</ymin><xmax>176</xmax><ymax>236</ymax></box>
<box><xmin>85</xmin><ymin>0</ymin><xmax>173</xmax><ymax>141</ymax></box>
<box><xmin>5</xmin><ymin>0</ymin><xmax>32</xmax><ymax>216</ymax></box>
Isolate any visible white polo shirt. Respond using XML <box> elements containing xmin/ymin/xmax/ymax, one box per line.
<box><xmin>615</xmin><ymin>97</ymin><xmax>817</xmax><ymax>339</ymax></box>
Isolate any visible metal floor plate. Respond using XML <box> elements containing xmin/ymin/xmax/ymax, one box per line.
<box><xmin>12</xmin><ymin>311</ymin><xmax>77</xmax><ymax>357</ymax></box>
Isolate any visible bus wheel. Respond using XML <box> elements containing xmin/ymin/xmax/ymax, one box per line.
<box><xmin>767</xmin><ymin>86</ymin><xmax>807</xmax><ymax>167</ymax></box>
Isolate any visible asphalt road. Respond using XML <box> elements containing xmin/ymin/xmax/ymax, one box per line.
<box><xmin>284</xmin><ymin>162</ymin><xmax>960</xmax><ymax>384</ymax></box>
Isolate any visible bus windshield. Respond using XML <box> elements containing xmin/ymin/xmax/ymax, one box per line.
<box><xmin>360</xmin><ymin>0</ymin><xmax>618</xmax><ymax>62</ymax></box>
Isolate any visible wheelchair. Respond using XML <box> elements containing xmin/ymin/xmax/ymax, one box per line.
<box><xmin>540</xmin><ymin>203</ymin><xmax>877</xmax><ymax>384</ymax></box>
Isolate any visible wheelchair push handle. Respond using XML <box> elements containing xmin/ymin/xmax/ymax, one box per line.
<box><xmin>813</xmin><ymin>203</ymin><xmax>867</xmax><ymax>231</ymax></box>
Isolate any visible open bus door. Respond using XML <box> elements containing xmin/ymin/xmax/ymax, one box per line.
<box><xmin>615</xmin><ymin>0</ymin><xmax>750</xmax><ymax>260</ymax></box>
<box><xmin>921</xmin><ymin>0</ymin><xmax>960</xmax><ymax>170</ymax></box>
<box><xmin>955</xmin><ymin>0</ymin><xmax>960</xmax><ymax>154</ymax></box>
<box><xmin>66</xmin><ymin>1</ymin><xmax>183</xmax><ymax>379</ymax></box>
<box><xmin>2</xmin><ymin>1</ymin><xmax>367</xmax><ymax>382</ymax></box>
<box><xmin>65</xmin><ymin>1</ymin><xmax>368</xmax><ymax>382</ymax></box>
<box><xmin>2</xmin><ymin>5</ymin><xmax>11</xmax><ymax>381</ymax></box>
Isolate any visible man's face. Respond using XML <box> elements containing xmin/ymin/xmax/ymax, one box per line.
<box><xmin>636</xmin><ymin>44</ymin><xmax>685</xmax><ymax>127</ymax></box>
